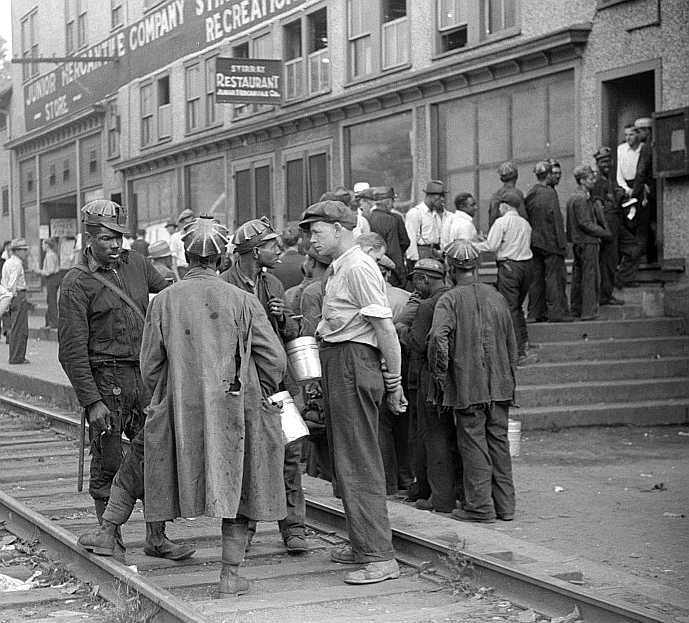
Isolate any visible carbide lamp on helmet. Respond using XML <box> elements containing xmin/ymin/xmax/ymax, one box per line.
<box><xmin>81</xmin><ymin>200</ymin><xmax>129</xmax><ymax>234</ymax></box>
<box><xmin>444</xmin><ymin>239</ymin><xmax>480</xmax><ymax>269</ymax></box>
<box><xmin>231</xmin><ymin>217</ymin><xmax>279</xmax><ymax>254</ymax></box>
<box><xmin>181</xmin><ymin>215</ymin><xmax>229</xmax><ymax>257</ymax></box>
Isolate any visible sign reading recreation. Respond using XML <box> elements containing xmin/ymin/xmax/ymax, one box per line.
<box><xmin>215</xmin><ymin>58</ymin><xmax>282</xmax><ymax>104</ymax></box>
<box><xmin>23</xmin><ymin>0</ymin><xmax>305</xmax><ymax>131</ymax></box>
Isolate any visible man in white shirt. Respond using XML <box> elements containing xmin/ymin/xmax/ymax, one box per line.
<box><xmin>616</xmin><ymin>125</ymin><xmax>642</xmax><ymax>197</ymax></box>
<box><xmin>1</xmin><ymin>239</ymin><xmax>30</xmax><ymax>364</ymax></box>
<box><xmin>444</xmin><ymin>193</ymin><xmax>478</xmax><ymax>247</ymax></box>
<box><xmin>474</xmin><ymin>191</ymin><xmax>537</xmax><ymax>366</ymax></box>
<box><xmin>168</xmin><ymin>209</ymin><xmax>194</xmax><ymax>279</ymax></box>
<box><xmin>405</xmin><ymin>180</ymin><xmax>450</xmax><ymax>263</ymax></box>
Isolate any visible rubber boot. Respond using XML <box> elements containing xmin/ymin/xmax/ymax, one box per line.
<box><xmin>144</xmin><ymin>521</ymin><xmax>195</xmax><ymax>561</ymax></box>
<box><xmin>217</xmin><ymin>520</ymin><xmax>249</xmax><ymax>597</ymax></box>
<box><xmin>78</xmin><ymin>520</ymin><xmax>117</xmax><ymax>556</ymax></box>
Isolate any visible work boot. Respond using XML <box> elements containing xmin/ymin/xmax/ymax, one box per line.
<box><xmin>78</xmin><ymin>520</ymin><xmax>117</xmax><ymax>556</ymax></box>
<box><xmin>283</xmin><ymin>533</ymin><xmax>308</xmax><ymax>554</ymax></box>
<box><xmin>89</xmin><ymin>498</ymin><xmax>125</xmax><ymax>558</ymax></box>
<box><xmin>217</xmin><ymin>520</ymin><xmax>250</xmax><ymax>597</ymax></box>
<box><xmin>144</xmin><ymin>522</ymin><xmax>195</xmax><ymax>560</ymax></box>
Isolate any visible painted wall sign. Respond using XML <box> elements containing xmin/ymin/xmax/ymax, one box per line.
<box><xmin>50</xmin><ymin>218</ymin><xmax>78</xmax><ymax>238</ymax></box>
<box><xmin>215</xmin><ymin>58</ymin><xmax>282</xmax><ymax>104</ymax></box>
<box><xmin>23</xmin><ymin>0</ymin><xmax>305</xmax><ymax>131</ymax></box>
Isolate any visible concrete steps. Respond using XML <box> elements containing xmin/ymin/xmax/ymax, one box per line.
<box><xmin>518</xmin><ymin>313</ymin><xmax>689</xmax><ymax>428</ymax></box>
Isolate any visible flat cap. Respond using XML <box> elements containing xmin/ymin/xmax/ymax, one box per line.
<box><xmin>497</xmin><ymin>161</ymin><xmax>518</xmax><ymax>181</ymax></box>
<box><xmin>10</xmin><ymin>238</ymin><xmax>29</xmax><ymax>250</ymax></box>
<box><xmin>634</xmin><ymin>117</ymin><xmax>653</xmax><ymax>129</ymax></box>
<box><xmin>411</xmin><ymin>258</ymin><xmax>445</xmax><ymax>278</ymax></box>
<box><xmin>148</xmin><ymin>240</ymin><xmax>172</xmax><ymax>259</ymax></box>
<box><xmin>594</xmin><ymin>146</ymin><xmax>612</xmax><ymax>161</ymax></box>
<box><xmin>377</xmin><ymin>255</ymin><xmax>396</xmax><ymax>270</ymax></box>
<box><xmin>356</xmin><ymin>187</ymin><xmax>375</xmax><ymax>200</ymax></box>
<box><xmin>176</xmin><ymin>209</ymin><xmax>194</xmax><ymax>225</ymax></box>
<box><xmin>501</xmin><ymin>189</ymin><xmax>523</xmax><ymax>209</ymax></box>
<box><xmin>353</xmin><ymin>182</ymin><xmax>370</xmax><ymax>194</ymax></box>
<box><xmin>299</xmin><ymin>200</ymin><xmax>357</xmax><ymax>230</ymax></box>
<box><xmin>165</xmin><ymin>221</ymin><xmax>177</xmax><ymax>228</ymax></box>
<box><xmin>424</xmin><ymin>180</ymin><xmax>445</xmax><ymax>195</ymax></box>
<box><xmin>371</xmin><ymin>186</ymin><xmax>395</xmax><ymax>201</ymax></box>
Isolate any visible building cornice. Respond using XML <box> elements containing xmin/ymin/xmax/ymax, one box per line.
<box><xmin>113</xmin><ymin>23</ymin><xmax>591</xmax><ymax>175</ymax></box>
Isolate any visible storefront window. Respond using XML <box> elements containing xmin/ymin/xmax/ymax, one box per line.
<box><xmin>186</xmin><ymin>158</ymin><xmax>226</xmax><ymax>223</ymax></box>
<box><xmin>130</xmin><ymin>170</ymin><xmax>177</xmax><ymax>228</ymax></box>
<box><xmin>347</xmin><ymin>112</ymin><xmax>413</xmax><ymax>202</ymax></box>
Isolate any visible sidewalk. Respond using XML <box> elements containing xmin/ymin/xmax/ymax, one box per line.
<box><xmin>1</xmin><ymin>338</ymin><xmax>689</xmax><ymax>620</ymax></box>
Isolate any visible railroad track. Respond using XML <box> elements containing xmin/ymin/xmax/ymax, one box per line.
<box><xmin>0</xmin><ymin>393</ymin><xmax>678</xmax><ymax>623</ymax></box>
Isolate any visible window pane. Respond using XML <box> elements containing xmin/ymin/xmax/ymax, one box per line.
<box><xmin>512</xmin><ymin>84</ymin><xmax>547</xmax><ymax>159</ymax></box>
<box><xmin>233</xmin><ymin>42</ymin><xmax>249</xmax><ymax>57</ymax></box>
<box><xmin>308</xmin><ymin>153</ymin><xmax>328</xmax><ymax>205</ymax></box>
<box><xmin>286</xmin><ymin>159</ymin><xmax>305</xmax><ymax>222</ymax></box>
<box><xmin>186</xmin><ymin>158</ymin><xmax>226</xmax><ymax>222</ymax></box>
<box><xmin>439</xmin><ymin>0</ymin><xmax>463</xmax><ymax>29</ymax></box>
<box><xmin>205</xmin><ymin>59</ymin><xmax>216</xmax><ymax>125</ymax></box>
<box><xmin>437</xmin><ymin>97</ymin><xmax>475</xmax><ymax>172</ymax></box>
<box><xmin>383</xmin><ymin>0</ymin><xmax>406</xmax><ymax>22</ymax></box>
<box><xmin>255</xmin><ymin>166</ymin><xmax>271</xmax><ymax>218</ymax></box>
<box><xmin>141</xmin><ymin>84</ymin><xmax>152</xmax><ymax>114</ymax></box>
<box><xmin>284</xmin><ymin>20</ymin><xmax>302</xmax><ymax>60</ymax></box>
<box><xmin>286</xmin><ymin>58</ymin><xmax>304</xmax><ymax>99</ymax></box>
<box><xmin>235</xmin><ymin>169</ymin><xmax>252</xmax><ymax>224</ymax></box>
<box><xmin>382</xmin><ymin>17</ymin><xmax>408</xmax><ymax>68</ymax></box>
<box><xmin>131</xmin><ymin>170</ymin><xmax>177</xmax><ymax>227</ymax></box>
<box><xmin>347</xmin><ymin>112</ymin><xmax>414</xmax><ymax>202</ymax></box>
<box><xmin>441</xmin><ymin>26</ymin><xmax>467</xmax><ymax>51</ymax></box>
<box><xmin>185</xmin><ymin>65</ymin><xmax>199</xmax><ymax>94</ymax></box>
<box><xmin>308</xmin><ymin>8</ymin><xmax>328</xmax><ymax>53</ymax></box>
<box><xmin>348</xmin><ymin>0</ymin><xmax>369</xmax><ymax>37</ymax></box>
<box><xmin>158</xmin><ymin>76</ymin><xmax>170</xmax><ymax>105</ymax></box>
<box><xmin>253</xmin><ymin>33</ymin><xmax>272</xmax><ymax>58</ymax></box>
<box><xmin>548</xmin><ymin>78</ymin><xmax>575</xmax><ymax>155</ymax></box>
<box><xmin>477</xmin><ymin>94</ymin><xmax>509</xmax><ymax>163</ymax></box>
<box><xmin>351</xmin><ymin>36</ymin><xmax>372</xmax><ymax>78</ymax></box>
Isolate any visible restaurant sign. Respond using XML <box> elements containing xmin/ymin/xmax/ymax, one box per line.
<box><xmin>215</xmin><ymin>58</ymin><xmax>282</xmax><ymax>104</ymax></box>
<box><xmin>23</xmin><ymin>0</ymin><xmax>305</xmax><ymax>131</ymax></box>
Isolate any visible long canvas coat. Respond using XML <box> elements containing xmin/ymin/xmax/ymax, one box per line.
<box><xmin>141</xmin><ymin>267</ymin><xmax>287</xmax><ymax>522</ymax></box>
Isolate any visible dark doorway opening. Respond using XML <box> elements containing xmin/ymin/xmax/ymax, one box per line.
<box><xmin>601</xmin><ymin>70</ymin><xmax>658</xmax><ymax>262</ymax></box>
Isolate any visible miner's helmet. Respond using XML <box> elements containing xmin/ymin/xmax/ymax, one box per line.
<box><xmin>181</xmin><ymin>215</ymin><xmax>229</xmax><ymax>258</ymax></box>
<box><xmin>444</xmin><ymin>238</ymin><xmax>480</xmax><ymax>270</ymax></box>
<box><xmin>231</xmin><ymin>216</ymin><xmax>279</xmax><ymax>254</ymax></box>
<box><xmin>80</xmin><ymin>200</ymin><xmax>129</xmax><ymax>234</ymax></box>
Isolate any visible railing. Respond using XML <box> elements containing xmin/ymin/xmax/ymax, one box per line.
<box><xmin>285</xmin><ymin>57</ymin><xmax>304</xmax><ymax>100</ymax></box>
<box><xmin>308</xmin><ymin>48</ymin><xmax>330</xmax><ymax>96</ymax></box>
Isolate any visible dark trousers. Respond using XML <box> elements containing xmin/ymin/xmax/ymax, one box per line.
<box><xmin>527</xmin><ymin>251</ymin><xmax>568</xmax><ymax>321</ymax></box>
<box><xmin>455</xmin><ymin>401</ymin><xmax>515</xmax><ymax>519</ymax></box>
<box><xmin>8</xmin><ymin>291</ymin><xmax>29</xmax><ymax>363</ymax></box>
<box><xmin>378</xmin><ymin>402</ymin><xmax>413</xmax><ymax>494</ymax></box>
<box><xmin>616</xmin><ymin>216</ymin><xmax>645</xmax><ymax>286</ymax></box>
<box><xmin>406</xmin><ymin>389</ymin><xmax>431</xmax><ymax>499</ymax></box>
<box><xmin>417</xmin><ymin>389</ymin><xmax>460</xmax><ymax>512</ymax></box>
<box><xmin>599</xmin><ymin>212</ymin><xmax>621</xmax><ymax>302</ymax></box>
<box><xmin>497</xmin><ymin>259</ymin><xmax>533</xmax><ymax>355</ymax></box>
<box><xmin>45</xmin><ymin>272</ymin><xmax>62</xmax><ymax>328</ymax></box>
<box><xmin>101</xmin><ymin>428</ymin><xmax>145</xmax><ymax>525</ymax></box>
<box><xmin>320</xmin><ymin>341</ymin><xmax>394</xmax><ymax>562</ymax></box>
<box><xmin>571</xmin><ymin>243</ymin><xmax>600</xmax><ymax>318</ymax></box>
<box><xmin>88</xmin><ymin>365</ymin><xmax>146</xmax><ymax>500</ymax></box>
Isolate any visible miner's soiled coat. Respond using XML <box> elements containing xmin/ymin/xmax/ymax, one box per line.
<box><xmin>141</xmin><ymin>268</ymin><xmax>287</xmax><ymax>522</ymax></box>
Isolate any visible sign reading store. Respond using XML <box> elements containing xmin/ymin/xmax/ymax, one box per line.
<box><xmin>23</xmin><ymin>0</ymin><xmax>305</xmax><ymax>131</ymax></box>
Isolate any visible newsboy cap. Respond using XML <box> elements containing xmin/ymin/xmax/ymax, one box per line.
<box><xmin>411</xmin><ymin>258</ymin><xmax>445</xmax><ymax>279</ymax></box>
<box><xmin>176</xmin><ymin>209</ymin><xmax>194</xmax><ymax>225</ymax></box>
<box><xmin>500</xmin><ymin>189</ymin><xmax>523</xmax><ymax>209</ymax></box>
<box><xmin>148</xmin><ymin>240</ymin><xmax>172</xmax><ymax>259</ymax></box>
<box><xmin>10</xmin><ymin>238</ymin><xmax>29</xmax><ymax>250</ymax></box>
<box><xmin>594</xmin><ymin>146</ymin><xmax>612</xmax><ymax>161</ymax></box>
<box><xmin>371</xmin><ymin>186</ymin><xmax>395</xmax><ymax>201</ymax></box>
<box><xmin>424</xmin><ymin>180</ymin><xmax>445</xmax><ymax>195</ymax></box>
<box><xmin>299</xmin><ymin>200</ymin><xmax>357</xmax><ymax>230</ymax></box>
<box><xmin>634</xmin><ymin>117</ymin><xmax>653</xmax><ymax>129</ymax></box>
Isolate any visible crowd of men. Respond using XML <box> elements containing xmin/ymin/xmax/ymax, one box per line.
<box><xmin>0</xmin><ymin>116</ymin><xmax>655</xmax><ymax>596</ymax></box>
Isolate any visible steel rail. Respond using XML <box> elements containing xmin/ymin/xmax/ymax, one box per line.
<box><xmin>0</xmin><ymin>393</ymin><xmax>676</xmax><ymax>623</ymax></box>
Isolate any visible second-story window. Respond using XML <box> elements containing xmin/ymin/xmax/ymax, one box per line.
<box><xmin>284</xmin><ymin>7</ymin><xmax>329</xmax><ymax>101</ymax></box>
<box><xmin>107</xmin><ymin>101</ymin><xmax>120</xmax><ymax>158</ymax></box>
<box><xmin>158</xmin><ymin>75</ymin><xmax>171</xmax><ymax>139</ymax></box>
<box><xmin>205</xmin><ymin>57</ymin><xmax>217</xmax><ymax>126</ymax></box>
<box><xmin>21</xmin><ymin>10</ymin><xmax>39</xmax><ymax>81</ymax></box>
<box><xmin>111</xmin><ymin>0</ymin><xmax>123</xmax><ymax>29</ymax></box>
<box><xmin>233</xmin><ymin>32</ymin><xmax>275</xmax><ymax>119</ymax></box>
<box><xmin>484</xmin><ymin>0</ymin><xmax>516</xmax><ymax>35</ymax></box>
<box><xmin>438</xmin><ymin>0</ymin><xmax>468</xmax><ymax>52</ymax></box>
<box><xmin>77</xmin><ymin>0</ymin><xmax>88</xmax><ymax>49</ymax></box>
<box><xmin>348</xmin><ymin>0</ymin><xmax>408</xmax><ymax>81</ymax></box>
<box><xmin>185</xmin><ymin>65</ymin><xmax>201</xmax><ymax>133</ymax></box>
<box><xmin>141</xmin><ymin>83</ymin><xmax>153</xmax><ymax>147</ymax></box>
<box><xmin>65</xmin><ymin>0</ymin><xmax>75</xmax><ymax>54</ymax></box>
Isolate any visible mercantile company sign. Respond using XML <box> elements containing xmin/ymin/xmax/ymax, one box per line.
<box><xmin>23</xmin><ymin>0</ymin><xmax>305</xmax><ymax>131</ymax></box>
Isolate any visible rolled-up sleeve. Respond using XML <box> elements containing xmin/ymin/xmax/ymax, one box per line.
<box><xmin>347</xmin><ymin>265</ymin><xmax>392</xmax><ymax>319</ymax></box>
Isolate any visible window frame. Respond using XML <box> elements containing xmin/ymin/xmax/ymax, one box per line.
<box><xmin>281</xmin><ymin>140</ymin><xmax>332</xmax><ymax>224</ymax></box>
<box><xmin>230</xmin><ymin>155</ymin><xmax>275</xmax><ymax>229</ymax></box>
<box><xmin>77</xmin><ymin>0</ymin><xmax>88</xmax><ymax>49</ymax></box>
<box><xmin>140</xmin><ymin>81</ymin><xmax>154</xmax><ymax>148</ymax></box>
<box><xmin>1</xmin><ymin>186</ymin><xmax>8</xmax><ymax>217</ymax></box>
<box><xmin>21</xmin><ymin>10</ymin><xmax>39</xmax><ymax>82</ymax></box>
<box><xmin>107</xmin><ymin>99</ymin><xmax>120</xmax><ymax>159</ymax></box>
<box><xmin>111</xmin><ymin>0</ymin><xmax>123</xmax><ymax>29</ymax></box>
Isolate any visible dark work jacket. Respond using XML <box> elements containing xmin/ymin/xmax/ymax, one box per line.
<box><xmin>367</xmin><ymin>207</ymin><xmax>410</xmax><ymax>284</ymax></box>
<box><xmin>632</xmin><ymin>141</ymin><xmax>655</xmax><ymax>202</ymax></box>
<box><xmin>428</xmin><ymin>282</ymin><xmax>517</xmax><ymax>410</ymax></box>
<box><xmin>566</xmin><ymin>189</ymin><xmax>611</xmax><ymax>245</ymax></box>
<box><xmin>525</xmin><ymin>183</ymin><xmax>567</xmax><ymax>256</ymax></box>
<box><xmin>488</xmin><ymin>186</ymin><xmax>527</xmax><ymax>228</ymax></box>
<box><xmin>591</xmin><ymin>172</ymin><xmax>624</xmax><ymax>217</ymax></box>
<box><xmin>58</xmin><ymin>249</ymin><xmax>168</xmax><ymax>408</ymax></box>
<box><xmin>221</xmin><ymin>263</ymin><xmax>299</xmax><ymax>343</ymax></box>
<box><xmin>269</xmin><ymin>249</ymin><xmax>305</xmax><ymax>291</ymax></box>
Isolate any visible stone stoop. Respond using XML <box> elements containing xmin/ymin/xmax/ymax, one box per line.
<box><xmin>515</xmin><ymin>315</ymin><xmax>689</xmax><ymax>429</ymax></box>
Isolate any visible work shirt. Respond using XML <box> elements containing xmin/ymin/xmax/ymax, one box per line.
<box><xmin>475</xmin><ymin>209</ymin><xmax>533</xmax><ymax>261</ymax></box>
<box><xmin>616</xmin><ymin>142</ymin><xmax>642</xmax><ymax>192</ymax></box>
<box><xmin>525</xmin><ymin>183</ymin><xmax>567</xmax><ymax>256</ymax></box>
<box><xmin>317</xmin><ymin>245</ymin><xmax>392</xmax><ymax>347</ymax></box>
<box><xmin>41</xmin><ymin>249</ymin><xmax>61</xmax><ymax>276</ymax></box>
<box><xmin>1</xmin><ymin>256</ymin><xmax>27</xmax><ymax>294</ymax></box>
<box><xmin>221</xmin><ymin>262</ymin><xmax>299</xmax><ymax>343</ymax></box>
<box><xmin>405</xmin><ymin>202</ymin><xmax>452</xmax><ymax>260</ymax></box>
<box><xmin>428</xmin><ymin>282</ymin><xmax>517</xmax><ymax>410</ymax></box>
<box><xmin>566</xmin><ymin>189</ymin><xmax>610</xmax><ymax>245</ymax></box>
<box><xmin>591</xmin><ymin>172</ymin><xmax>624</xmax><ymax>216</ymax></box>
<box><xmin>444</xmin><ymin>210</ymin><xmax>478</xmax><ymax>246</ymax></box>
<box><xmin>168</xmin><ymin>231</ymin><xmax>188</xmax><ymax>269</ymax></box>
<box><xmin>58</xmin><ymin>249</ymin><xmax>168</xmax><ymax>408</ymax></box>
<box><xmin>386</xmin><ymin>283</ymin><xmax>411</xmax><ymax>322</ymax></box>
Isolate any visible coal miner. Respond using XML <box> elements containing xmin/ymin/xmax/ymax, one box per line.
<box><xmin>59</xmin><ymin>200</ymin><xmax>192</xmax><ymax>560</ymax></box>
<box><xmin>220</xmin><ymin>217</ymin><xmax>306</xmax><ymax>553</ymax></box>
<box><xmin>300</xmin><ymin>200</ymin><xmax>405</xmax><ymax>585</ymax></box>
<box><xmin>428</xmin><ymin>240</ymin><xmax>517</xmax><ymax>523</ymax></box>
<box><xmin>141</xmin><ymin>216</ymin><xmax>287</xmax><ymax>596</ymax></box>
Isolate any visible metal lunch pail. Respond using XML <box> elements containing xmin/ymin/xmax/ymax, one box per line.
<box><xmin>269</xmin><ymin>391</ymin><xmax>310</xmax><ymax>445</ymax></box>
<box><xmin>285</xmin><ymin>336</ymin><xmax>322</xmax><ymax>382</ymax></box>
